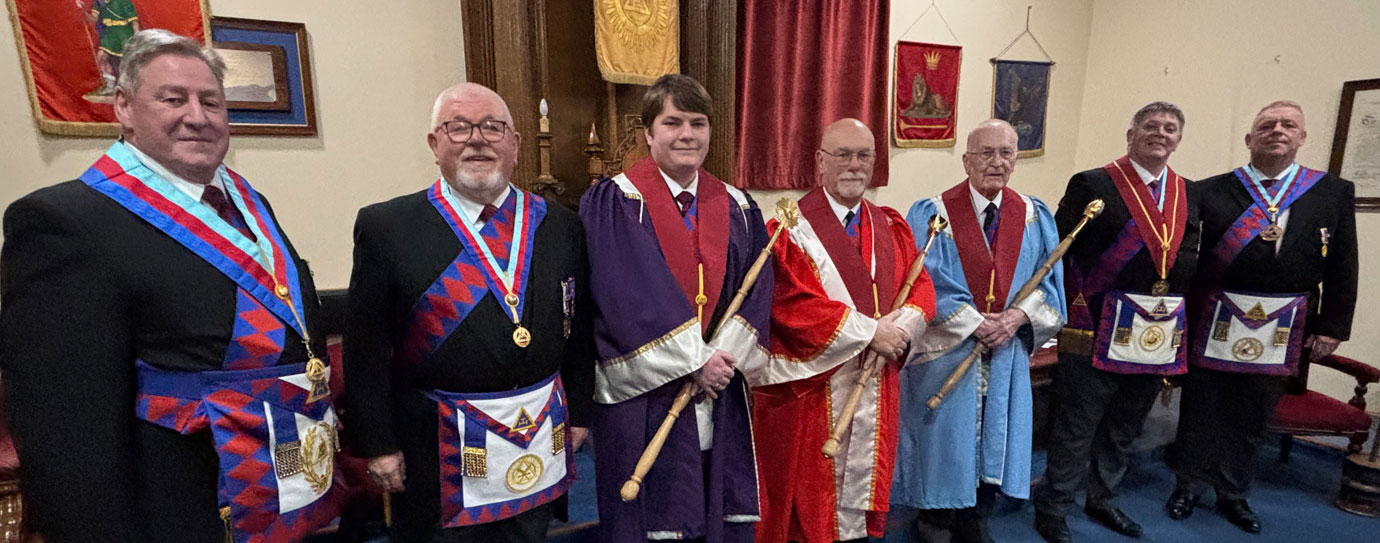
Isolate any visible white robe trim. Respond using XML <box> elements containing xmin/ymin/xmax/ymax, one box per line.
<box><xmin>751</xmin><ymin>211</ymin><xmax>878</xmax><ymax>387</ymax></box>
<box><xmin>594</xmin><ymin>317</ymin><xmax>714</xmax><ymax>404</ymax></box>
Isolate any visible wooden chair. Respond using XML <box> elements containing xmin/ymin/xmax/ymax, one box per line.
<box><xmin>1269</xmin><ymin>354</ymin><xmax>1380</xmax><ymax>461</ymax></box>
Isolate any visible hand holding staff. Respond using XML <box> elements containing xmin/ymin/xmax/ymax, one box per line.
<box><xmin>926</xmin><ymin>199</ymin><xmax>1104</xmax><ymax>410</ymax></box>
<box><xmin>619</xmin><ymin>198</ymin><xmax>801</xmax><ymax>502</ymax></box>
<box><xmin>821</xmin><ymin>215</ymin><xmax>948</xmax><ymax>458</ymax></box>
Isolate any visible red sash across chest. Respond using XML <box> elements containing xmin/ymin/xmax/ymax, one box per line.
<box><xmin>940</xmin><ymin>182</ymin><xmax>1025</xmax><ymax>312</ymax></box>
<box><xmin>798</xmin><ymin>189</ymin><xmax>896</xmax><ymax>316</ymax></box>
<box><xmin>624</xmin><ymin>158</ymin><xmax>729</xmax><ymax>334</ymax></box>
<box><xmin>1103</xmin><ymin>155</ymin><xmax>1188</xmax><ymax>279</ymax></box>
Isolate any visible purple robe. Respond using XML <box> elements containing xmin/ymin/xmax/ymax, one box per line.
<box><xmin>580</xmin><ymin>158</ymin><xmax>772</xmax><ymax>542</ymax></box>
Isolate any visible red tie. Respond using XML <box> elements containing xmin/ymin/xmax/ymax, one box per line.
<box><xmin>675</xmin><ymin>191</ymin><xmax>695</xmax><ymax>216</ymax></box>
<box><xmin>478</xmin><ymin>204</ymin><xmax>499</xmax><ymax>223</ymax></box>
<box><xmin>201</xmin><ymin>185</ymin><xmax>256</xmax><ymax>241</ymax></box>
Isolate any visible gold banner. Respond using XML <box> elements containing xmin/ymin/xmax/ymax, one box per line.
<box><xmin>594</xmin><ymin>0</ymin><xmax>679</xmax><ymax>85</ymax></box>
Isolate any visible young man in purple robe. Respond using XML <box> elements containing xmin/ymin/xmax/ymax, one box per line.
<box><xmin>580</xmin><ymin>74</ymin><xmax>772</xmax><ymax>543</ymax></box>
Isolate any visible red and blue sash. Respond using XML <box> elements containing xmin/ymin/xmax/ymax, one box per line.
<box><xmin>399</xmin><ymin>181</ymin><xmax>546</xmax><ymax>365</ymax></box>
<box><xmin>1067</xmin><ymin>157</ymin><xmax>1186</xmax><ymax>330</ymax></box>
<box><xmin>79</xmin><ymin>143</ymin><xmax>308</xmax><ymax>340</ymax></box>
<box><xmin>798</xmin><ymin>189</ymin><xmax>897</xmax><ymax>317</ymax></box>
<box><xmin>1206</xmin><ymin>165</ymin><xmax>1324</xmax><ymax>273</ymax></box>
<box><xmin>134</xmin><ymin>360</ymin><xmax>342</xmax><ymax>542</ymax></box>
<box><xmin>433</xmin><ymin>373</ymin><xmax>573</xmax><ymax>526</ymax></box>
<box><xmin>940</xmin><ymin>181</ymin><xmax>1025</xmax><ymax>313</ymax></box>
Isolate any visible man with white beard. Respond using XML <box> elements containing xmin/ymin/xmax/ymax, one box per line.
<box><xmin>752</xmin><ymin>118</ymin><xmax>935</xmax><ymax>543</ymax></box>
<box><xmin>343</xmin><ymin>83</ymin><xmax>595</xmax><ymax>542</ymax></box>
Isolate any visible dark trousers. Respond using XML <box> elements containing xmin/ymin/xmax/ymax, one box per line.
<box><xmin>1034</xmin><ymin>353</ymin><xmax>1162</xmax><ymax>517</ymax></box>
<box><xmin>400</xmin><ymin>502</ymin><xmax>553</xmax><ymax>543</ymax></box>
<box><xmin>1172</xmin><ymin>367</ymin><xmax>1287</xmax><ymax>501</ymax></box>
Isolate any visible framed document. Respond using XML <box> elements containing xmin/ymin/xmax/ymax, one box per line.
<box><xmin>210</xmin><ymin>17</ymin><xmax>318</xmax><ymax>136</ymax></box>
<box><xmin>1328</xmin><ymin>78</ymin><xmax>1380</xmax><ymax>210</ymax></box>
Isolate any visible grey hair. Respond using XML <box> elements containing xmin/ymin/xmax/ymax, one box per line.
<box><xmin>429</xmin><ymin>83</ymin><xmax>512</xmax><ymax>130</ymax></box>
<box><xmin>116</xmin><ymin>29</ymin><xmax>226</xmax><ymax>93</ymax></box>
<box><xmin>1129</xmin><ymin>101</ymin><xmax>1185</xmax><ymax>130</ymax></box>
<box><xmin>1256</xmin><ymin>100</ymin><xmax>1303</xmax><ymax>117</ymax></box>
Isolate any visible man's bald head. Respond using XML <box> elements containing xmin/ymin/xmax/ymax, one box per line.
<box><xmin>430</xmin><ymin>82</ymin><xmax>514</xmax><ymax>130</ymax></box>
<box><xmin>962</xmin><ymin>119</ymin><xmax>1019</xmax><ymax>199</ymax></box>
<box><xmin>817</xmin><ymin>118</ymin><xmax>877</xmax><ymax>207</ymax></box>
<box><xmin>966</xmin><ymin>119</ymin><xmax>1017</xmax><ymax>149</ymax></box>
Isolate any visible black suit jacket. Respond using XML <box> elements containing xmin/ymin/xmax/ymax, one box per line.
<box><xmin>1056</xmin><ymin>166</ymin><xmax>1202</xmax><ymax>325</ymax></box>
<box><xmin>341</xmin><ymin>188</ymin><xmax>594</xmax><ymax>535</ymax></box>
<box><xmin>0</xmin><ymin>180</ymin><xmax>325</xmax><ymax>543</ymax></box>
<box><xmin>1195</xmin><ymin>170</ymin><xmax>1357</xmax><ymax>341</ymax></box>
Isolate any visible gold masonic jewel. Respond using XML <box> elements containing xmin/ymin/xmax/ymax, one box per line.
<box><xmin>299</xmin><ymin>422</ymin><xmax>335</xmax><ymax>494</ymax></box>
<box><xmin>1232</xmin><ymin>338</ymin><xmax>1265</xmax><ymax>362</ymax></box>
<box><xmin>1139</xmin><ymin>325</ymin><xmax>1166</xmax><ymax>352</ymax></box>
<box><xmin>505</xmin><ymin>454</ymin><xmax>544</xmax><ymax>493</ymax></box>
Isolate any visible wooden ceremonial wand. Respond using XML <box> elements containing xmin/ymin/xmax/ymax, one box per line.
<box><xmin>925</xmin><ymin>199</ymin><xmax>1104</xmax><ymax>410</ymax></box>
<box><xmin>619</xmin><ymin>198</ymin><xmax>801</xmax><ymax>501</ymax></box>
<box><xmin>821</xmin><ymin>215</ymin><xmax>948</xmax><ymax>458</ymax></box>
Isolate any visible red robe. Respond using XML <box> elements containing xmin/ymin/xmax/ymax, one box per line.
<box><xmin>750</xmin><ymin>189</ymin><xmax>937</xmax><ymax>543</ymax></box>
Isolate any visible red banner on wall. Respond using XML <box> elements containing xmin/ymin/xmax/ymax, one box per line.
<box><xmin>893</xmin><ymin>41</ymin><xmax>961</xmax><ymax>148</ymax></box>
<box><xmin>8</xmin><ymin>0</ymin><xmax>210</xmax><ymax>136</ymax></box>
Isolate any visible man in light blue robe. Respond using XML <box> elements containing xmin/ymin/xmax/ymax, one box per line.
<box><xmin>892</xmin><ymin>120</ymin><xmax>1066</xmax><ymax>543</ymax></box>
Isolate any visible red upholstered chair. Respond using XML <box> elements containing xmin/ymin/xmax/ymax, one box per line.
<box><xmin>1269</xmin><ymin>354</ymin><xmax>1380</xmax><ymax>461</ymax></box>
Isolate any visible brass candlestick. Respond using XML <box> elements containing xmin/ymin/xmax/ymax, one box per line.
<box><xmin>532</xmin><ymin>98</ymin><xmax>563</xmax><ymax>196</ymax></box>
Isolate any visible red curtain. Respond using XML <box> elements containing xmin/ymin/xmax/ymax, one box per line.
<box><xmin>735</xmin><ymin>0</ymin><xmax>891</xmax><ymax>189</ymax></box>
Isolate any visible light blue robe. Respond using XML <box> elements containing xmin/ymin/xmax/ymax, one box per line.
<box><xmin>891</xmin><ymin>193</ymin><xmax>1066</xmax><ymax>509</ymax></box>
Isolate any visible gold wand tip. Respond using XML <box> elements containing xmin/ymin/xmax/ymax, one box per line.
<box><xmin>1085</xmin><ymin>199</ymin><xmax>1105</xmax><ymax>218</ymax></box>
<box><xmin>775</xmin><ymin>198</ymin><xmax>801</xmax><ymax>229</ymax></box>
<box><xmin>928</xmin><ymin>215</ymin><xmax>948</xmax><ymax>231</ymax></box>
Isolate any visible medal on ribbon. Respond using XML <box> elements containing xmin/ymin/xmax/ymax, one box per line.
<box><xmin>435</xmin><ymin>182</ymin><xmax>537</xmax><ymax>348</ymax></box>
<box><xmin>1241</xmin><ymin>164</ymin><xmax>1299</xmax><ymax>243</ymax></box>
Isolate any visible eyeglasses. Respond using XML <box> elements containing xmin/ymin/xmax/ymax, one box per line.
<box><xmin>967</xmin><ymin>148</ymin><xmax>1017</xmax><ymax>163</ymax></box>
<box><xmin>437</xmin><ymin>119</ymin><xmax>509</xmax><ymax>143</ymax></box>
<box><xmin>820</xmin><ymin>149</ymin><xmax>876</xmax><ymax>165</ymax></box>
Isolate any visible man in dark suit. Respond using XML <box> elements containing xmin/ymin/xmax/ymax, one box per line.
<box><xmin>343</xmin><ymin>82</ymin><xmax>593</xmax><ymax>543</ymax></box>
<box><xmin>1165</xmin><ymin>100</ymin><xmax>1357</xmax><ymax>534</ymax></box>
<box><xmin>0</xmin><ymin>29</ymin><xmax>340</xmax><ymax>543</ymax></box>
<box><xmin>1034</xmin><ymin>102</ymin><xmax>1201</xmax><ymax>543</ymax></box>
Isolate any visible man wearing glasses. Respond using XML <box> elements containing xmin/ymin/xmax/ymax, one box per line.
<box><xmin>343</xmin><ymin>82</ymin><xmax>594</xmax><ymax>542</ymax></box>
<box><xmin>1033</xmin><ymin>103</ymin><xmax>1200</xmax><ymax>543</ymax></box>
<box><xmin>892</xmin><ymin>120</ymin><xmax>1066</xmax><ymax>543</ymax></box>
<box><xmin>751</xmin><ymin>118</ymin><xmax>936</xmax><ymax>543</ymax></box>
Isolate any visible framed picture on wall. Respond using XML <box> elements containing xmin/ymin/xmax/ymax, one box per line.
<box><xmin>1329</xmin><ymin>78</ymin><xmax>1380</xmax><ymax>210</ymax></box>
<box><xmin>6</xmin><ymin>0</ymin><xmax>211</xmax><ymax>136</ymax></box>
<box><xmin>210</xmin><ymin>16</ymin><xmax>318</xmax><ymax>136</ymax></box>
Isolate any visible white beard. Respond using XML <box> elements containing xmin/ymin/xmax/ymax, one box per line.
<box><xmin>453</xmin><ymin>167</ymin><xmax>508</xmax><ymax>195</ymax></box>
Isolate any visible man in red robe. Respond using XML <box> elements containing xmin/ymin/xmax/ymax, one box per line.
<box><xmin>750</xmin><ymin>118</ymin><xmax>937</xmax><ymax>543</ymax></box>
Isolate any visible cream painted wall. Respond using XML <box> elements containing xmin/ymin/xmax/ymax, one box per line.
<box><xmin>1073</xmin><ymin>0</ymin><xmax>1380</xmax><ymax>410</ymax></box>
<box><xmin>747</xmin><ymin>0</ymin><xmax>1097</xmax><ymax>212</ymax></box>
<box><xmin>0</xmin><ymin>0</ymin><xmax>466</xmax><ymax>289</ymax></box>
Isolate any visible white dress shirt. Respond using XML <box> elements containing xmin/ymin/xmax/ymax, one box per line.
<box><xmin>125</xmin><ymin>142</ymin><xmax>226</xmax><ymax>201</ymax></box>
<box><xmin>1129</xmin><ymin>159</ymin><xmax>1168</xmax><ymax>212</ymax></box>
<box><xmin>450</xmin><ymin>184</ymin><xmax>513</xmax><ymax>227</ymax></box>
<box><xmin>824</xmin><ymin>190</ymin><xmax>862</xmax><ymax>226</ymax></box>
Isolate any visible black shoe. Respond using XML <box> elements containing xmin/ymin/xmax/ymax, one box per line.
<box><xmin>1035</xmin><ymin>513</ymin><xmax>1072</xmax><ymax>543</ymax></box>
<box><xmin>1165</xmin><ymin>489</ymin><xmax>1200</xmax><ymax>520</ymax></box>
<box><xmin>1216</xmin><ymin>499</ymin><xmax>1262</xmax><ymax>534</ymax></box>
<box><xmin>1085</xmin><ymin>504</ymin><xmax>1143</xmax><ymax>538</ymax></box>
